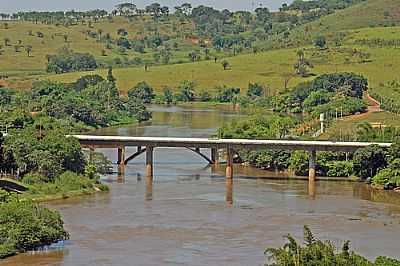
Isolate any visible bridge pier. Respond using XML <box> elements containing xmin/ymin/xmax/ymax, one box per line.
<box><xmin>309</xmin><ymin>150</ymin><xmax>316</xmax><ymax>182</ymax></box>
<box><xmin>211</xmin><ymin>148</ymin><xmax>218</xmax><ymax>164</ymax></box>
<box><xmin>226</xmin><ymin>147</ymin><xmax>233</xmax><ymax>179</ymax></box>
<box><xmin>146</xmin><ymin>146</ymin><xmax>154</xmax><ymax>179</ymax></box>
<box><xmin>117</xmin><ymin>147</ymin><xmax>126</xmax><ymax>174</ymax></box>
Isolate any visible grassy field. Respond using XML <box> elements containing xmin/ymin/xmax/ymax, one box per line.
<box><xmin>36</xmin><ymin>41</ymin><xmax>400</xmax><ymax>95</ymax></box>
<box><xmin>321</xmin><ymin>111</ymin><xmax>400</xmax><ymax>140</ymax></box>
<box><xmin>296</xmin><ymin>0</ymin><xmax>400</xmax><ymax>35</ymax></box>
<box><xmin>1</xmin><ymin>0</ymin><xmax>400</xmax><ymax>99</ymax></box>
<box><xmin>0</xmin><ymin>16</ymin><xmax>203</xmax><ymax>74</ymax></box>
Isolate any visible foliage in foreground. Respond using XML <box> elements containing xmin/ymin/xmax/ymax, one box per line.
<box><xmin>265</xmin><ymin>226</ymin><xmax>400</xmax><ymax>266</ymax></box>
<box><xmin>0</xmin><ymin>190</ymin><xmax>69</xmax><ymax>259</ymax></box>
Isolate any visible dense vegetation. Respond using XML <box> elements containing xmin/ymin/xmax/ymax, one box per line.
<box><xmin>0</xmin><ymin>190</ymin><xmax>69</xmax><ymax>259</ymax></box>
<box><xmin>265</xmin><ymin>226</ymin><xmax>400</xmax><ymax>265</ymax></box>
<box><xmin>218</xmin><ymin>112</ymin><xmax>400</xmax><ymax>189</ymax></box>
<box><xmin>270</xmin><ymin>72</ymin><xmax>368</xmax><ymax>117</ymax></box>
<box><xmin>0</xmin><ymin>69</ymin><xmax>151</xmax><ymax>130</ymax></box>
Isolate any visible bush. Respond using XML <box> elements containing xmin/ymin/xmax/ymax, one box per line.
<box><xmin>128</xmin><ymin>82</ymin><xmax>155</xmax><ymax>104</ymax></box>
<box><xmin>265</xmin><ymin>226</ymin><xmax>400</xmax><ymax>265</ymax></box>
<box><xmin>372</xmin><ymin>159</ymin><xmax>400</xmax><ymax>189</ymax></box>
<box><xmin>326</xmin><ymin>161</ymin><xmax>354</xmax><ymax>177</ymax></box>
<box><xmin>0</xmin><ymin>199</ymin><xmax>68</xmax><ymax>258</ymax></box>
<box><xmin>353</xmin><ymin>145</ymin><xmax>387</xmax><ymax>180</ymax></box>
<box><xmin>46</xmin><ymin>48</ymin><xmax>97</xmax><ymax>74</ymax></box>
<box><xmin>289</xmin><ymin>151</ymin><xmax>309</xmax><ymax>176</ymax></box>
<box><xmin>22</xmin><ymin>172</ymin><xmax>49</xmax><ymax>185</ymax></box>
<box><xmin>54</xmin><ymin>171</ymin><xmax>93</xmax><ymax>191</ymax></box>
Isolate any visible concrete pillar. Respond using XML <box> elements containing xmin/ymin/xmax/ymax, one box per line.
<box><xmin>117</xmin><ymin>146</ymin><xmax>126</xmax><ymax>166</ymax></box>
<box><xmin>226</xmin><ymin>147</ymin><xmax>233</xmax><ymax>179</ymax></box>
<box><xmin>117</xmin><ymin>146</ymin><xmax>126</xmax><ymax>176</ymax></box>
<box><xmin>309</xmin><ymin>150</ymin><xmax>316</xmax><ymax>182</ymax></box>
<box><xmin>145</xmin><ymin>175</ymin><xmax>153</xmax><ymax>201</ymax></box>
<box><xmin>146</xmin><ymin>146</ymin><xmax>154</xmax><ymax>179</ymax></box>
<box><xmin>211</xmin><ymin>148</ymin><xmax>218</xmax><ymax>164</ymax></box>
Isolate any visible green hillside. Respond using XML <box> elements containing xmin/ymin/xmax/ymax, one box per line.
<box><xmin>41</xmin><ymin>39</ymin><xmax>400</xmax><ymax>96</ymax></box>
<box><xmin>314</xmin><ymin>0</ymin><xmax>400</xmax><ymax>31</ymax></box>
<box><xmin>0</xmin><ymin>16</ymin><xmax>199</xmax><ymax>74</ymax></box>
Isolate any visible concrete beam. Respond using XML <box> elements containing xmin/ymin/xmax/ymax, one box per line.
<box><xmin>72</xmin><ymin>135</ymin><xmax>392</xmax><ymax>153</ymax></box>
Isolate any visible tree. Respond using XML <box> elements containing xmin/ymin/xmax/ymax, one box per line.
<box><xmin>115</xmin><ymin>3</ymin><xmax>137</xmax><ymax>16</ymax></box>
<box><xmin>294</xmin><ymin>49</ymin><xmax>313</xmax><ymax>77</ymax></box>
<box><xmin>97</xmin><ymin>29</ymin><xmax>103</xmax><ymax>39</ymax></box>
<box><xmin>314</xmin><ymin>35</ymin><xmax>327</xmax><ymax>49</ymax></box>
<box><xmin>128</xmin><ymin>82</ymin><xmax>155</xmax><ymax>104</ymax></box>
<box><xmin>265</xmin><ymin>226</ymin><xmax>397</xmax><ymax>265</ymax></box>
<box><xmin>4</xmin><ymin>37</ymin><xmax>10</xmax><ymax>46</ymax></box>
<box><xmin>146</xmin><ymin>3</ymin><xmax>162</xmax><ymax>18</ymax></box>
<box><xmin>63</xmin><ymin>34</ymin><xmax>68</xmax><ymax>43</ymax></box>
<box><xmin>353</xmin><ymin>145</ymin><xmax>387</xmax><ymax>180</ymax></box>
<box><xmin>215</xmin><ymin>86</ymin><xmax>240</xmax><ymax>103</ymax></box>
<box><xmin>74</xmin><ymin>74</ymin><xmax>105</xmax><ymax>91</ymax></box>
<box><xmin>25</xmin><ymin>45</ymin><xmax>32</xmax><ymax>57</ymax></box>
<box><xmin>107</xmin><ymin>66</ymin><xmax>116</xmax><ymax>83</ymax></box>
<box><xmin>46</xmin><ymin>48</ymin><xmax>97</xmax><ymax>74</ymax></box>
<box><xmin>175</xmin><ymin>3</ymin><xmax>192</xmax><ymax>16</ymax></box>
<box><xmin>117</xmin><ymin>28</ymin><xmax>128</xmax><ymax>36</ymax></box>
<box><xmin>222</xmin><ymin>60</ymin><xmax>230</xmax><ymax>70</ymax></box>
<box><xmin>163</xmin><ymin>87</ymin><xmax>174</xmax><ymax>104</ymax></box>
<box><xmin>177</xmin><ymin>80</ymin><xmax>195</xmax><ymax>102</ymax></box>
<box><xmin>126</xmin><ymin>97</ymin><xmax>152</xmax><ymax>122</ymax></box>
<box><xmin>247</xmin><ymin>83</ymin><xmax>264</xmax><ymax>98</ymax></box>
<box><xmin>188</xmin><ymin>51</ymin><xmax>199</xmax><ymax>62</ymax></box>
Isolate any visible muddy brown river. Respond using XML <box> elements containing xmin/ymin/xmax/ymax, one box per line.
<box><xmin>2</xmin><ymin>105</ymin><xmax>400</xmax><ymax>266</ymax></box>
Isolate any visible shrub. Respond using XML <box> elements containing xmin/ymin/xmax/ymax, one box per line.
<box><xmin>326</xmin><ymin>161</ymin><xmax>354</xmax><ymax>177</ymax></box>
<box><xmin>265</xmin><ymin>226</ymin><xmax>400</xmax><ymax>265</ymax></box>
<box><xmin>353</xmin><ymin>145</ymin><xmax>387</xmax><ymax>180</ymax></box>
<box><xmin>0</xmin><ymin>199</ymin><xmax>68</xmax><ymax>258</ymax></box>
<box><xmin>289</xmin><ymin>151</ymin><xmax>309</xmax><ymax>176</ymax></box>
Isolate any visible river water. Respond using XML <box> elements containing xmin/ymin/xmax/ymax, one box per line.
<box><xmin>2</xmin><ymin>105</ymin><xmax>400</xmax><ymax>266</ymax></box>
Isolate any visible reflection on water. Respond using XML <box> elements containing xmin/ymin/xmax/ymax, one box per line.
<box><xmin>308</xmin><ymin>179</ymin><xmax>316</xmax><ymax>199</ymax></box>
<box><xmin>93</xmin><ymin>105</ymin><xmax>244</xmax><ymax>138</ymax></box>
<box><xmin>226</xmin><ymin>178</ymin><xmax>233</xmax><ymax>206</ymax></box>
<box><xmin>3</xmin><ymin>105</ymin><xmax>400</xmax><ymax>265</ymax></box>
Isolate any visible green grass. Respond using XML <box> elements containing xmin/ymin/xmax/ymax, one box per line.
<box><xmin>321</xmin><ymin>111</ymin><xmax>400</xmax><ymax>140</ymax></box>
<box><xmin>0</xmin><ymin>16</ymin><xmax>206</xmax><ymax>75</ymax></box>
<box><xmin>296</xmin><ymin>0</ymin><xmax>400</xmax><ymax>35</ymax></box>
<box><xmin>38</xmin><ymin>41</ymin><xmax>400</xmax><ymax>96</ymax></box>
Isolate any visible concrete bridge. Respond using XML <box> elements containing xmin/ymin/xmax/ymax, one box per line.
<box><xmin>72</xmin><ymin>135</ymin><xmax>392</xmax><ymax>182</ymax></box>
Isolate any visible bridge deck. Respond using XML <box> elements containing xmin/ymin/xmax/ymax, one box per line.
<box><xmin>71</xmin><ymin>135</ymin><xmax>391</xmax><ymax>152</ymax></box>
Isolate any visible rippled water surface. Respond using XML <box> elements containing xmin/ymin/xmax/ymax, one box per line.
<box><xmin>3</xmin><ymin>105</ymin><xmax>400</xmax><ymax>266</ymax></box>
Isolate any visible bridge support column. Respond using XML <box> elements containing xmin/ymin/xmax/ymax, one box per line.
<box><xmin>211</xmin><ymin>148</ymin><xmax>218</xmax><ymax>164</ymax></box>
<box><xmin>146</xmin><ymin>146</ymin><xmax>154</xmax><ymax>179</ymax></box>
<box><xmin>309</xmin><ymin>150</ymin><xmax>316</xmax><ymax>182</ymax></box>
<box><xmin>117</xmin><ymin>146</ymin><xmax>126</xmax><ymax>175</ymax></box>
<box><xmin>226</xmin><ymin>147</ymin><xmax>233</xmax><ymax>179</ymax></box>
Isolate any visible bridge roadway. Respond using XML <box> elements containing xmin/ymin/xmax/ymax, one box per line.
<box><xmin>72</xmin><ymin>135</ymin><xmax>392</xmax><ymax>182</ymax></box>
